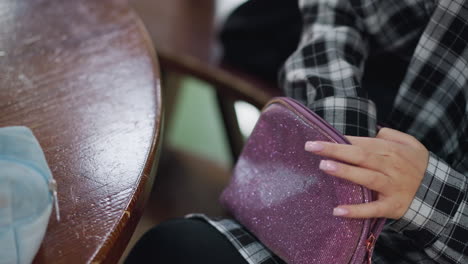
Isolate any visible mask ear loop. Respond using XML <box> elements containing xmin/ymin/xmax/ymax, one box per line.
<box><xmin>48</xmin><ymin>178</ymin><xmax>60</xmax><ymax>221</ymax></box>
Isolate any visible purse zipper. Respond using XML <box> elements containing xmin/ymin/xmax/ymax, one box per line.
<box><xmin>366</xmin><ymin>217</ymin><xmax>387</xmax><ymax>263</ymax></box>
<box><xmin>366</xmin><ymin>233</ymin><xmax>376</xmax><ymax>264</ymax></box>
<box><xmin>278</xmin><ymin>98</ymin><xmax>351</xmax><ymax>144</ymax></box>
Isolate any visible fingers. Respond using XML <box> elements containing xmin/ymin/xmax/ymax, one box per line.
<box><xmin>345</xmin><ymin>136</ymin><xmax>399</xmax><ymax>156</ymax></box>
<box><xmin>319</xmin><ymin>160</ymin><xmax>392</xmax><ymax>194</ymax></box>
<box><xmin>305</xmin><ymin>132</ymin><xmax>428</xmax><ymax>220</ymax></box>
<box><xmin>333</xmin><ymin>201</ymin><xmax>386</xmax><ymax>218</ymax></box>
<box><xmin>305</xmin><ymin>141</ymin><xmax>390</xmax><ymax>172</ymax></box>
<box><xmin>333</xmin><ymin>200</ymin><xmax>403</xmax><ymax>219</ymax></box>
<box><xmin>376</xmin><ymin>128</ymin><xmax>423</xmax><ymax>149</ymax></box>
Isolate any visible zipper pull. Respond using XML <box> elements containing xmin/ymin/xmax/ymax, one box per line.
<box><xmin>366</xmin><ymin>233</ymin><xmax>376</xmax><ymax>264</ymax></box>
<box><xmin>48</xmin><ymin>178</ymin><xmax>60</xmax><ymax>221</ymax></box>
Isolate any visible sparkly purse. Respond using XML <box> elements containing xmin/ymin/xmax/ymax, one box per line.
<box><xmin>220</xmin><ymin>97</ymin><xmax>386</xmax><ymax>264</ymax></box>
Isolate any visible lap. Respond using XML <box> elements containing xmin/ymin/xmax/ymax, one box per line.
<box><xmin>125</xmin><ymin>218</ymin><xmax>248</xmax><ymax>264</ymax></box>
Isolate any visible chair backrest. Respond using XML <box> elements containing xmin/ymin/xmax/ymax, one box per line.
<box><xmin>131</xmin><ymin>0</ymin><xmax>286</xmax><ymax>160</ymax></box>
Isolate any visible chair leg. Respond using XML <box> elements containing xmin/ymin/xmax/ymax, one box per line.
<box><xmin>216</xmin><ymin>92</ymin><xmax>244</xmax><ymax>161</ymax></box>
<box><xmin>161</xmin><ymin>69</ymin><xmax>183</xmax><ymax>129</ymax></box>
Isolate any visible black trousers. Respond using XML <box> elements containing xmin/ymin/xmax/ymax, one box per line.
<box><xmin>125</xmin><ymin>218</ymin><xmax>248</xmax><ymax>264</ymax></box>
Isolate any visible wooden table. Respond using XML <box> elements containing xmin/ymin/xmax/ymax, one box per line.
<box><xmin>0</xmin><ymin>0</ymin><xmax>162</xmax><ymax>263</ymax></box>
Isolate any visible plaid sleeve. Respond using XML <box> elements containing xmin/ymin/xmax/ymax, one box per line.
<box><xmin>279</xmin><ymin>0</ymin><xmax>376</xmax><ymax>137</ymax></box>
<box><xmin>389</xmin><ymin>153</ymin><xmax>468</xmax><ymax>263</ymax></box>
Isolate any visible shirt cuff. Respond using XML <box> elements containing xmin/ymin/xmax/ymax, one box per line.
<box><xmin>308</xmin><ymin>96</ymin><xmax>377</xmax><ymax>137</ymax></box>
<box><xmin>389</xmin><ymin>152</ymin><xmax>467</xmax><ymax>246</ymax></box>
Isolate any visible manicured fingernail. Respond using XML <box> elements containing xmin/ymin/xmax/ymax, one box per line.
<box><xmin>319</xmin><ymin>160</ymin><xmax>338</xmax><ymax>172</ymax></box>
<box><xmin>305</xmin><ymin>141</ymin><xmax>324</xmax><ymax>152</ymax></box>
<box><xmin>333</xmin><ymin>207</ymin><xmax>349</xmax><ymax>216</ymax></box>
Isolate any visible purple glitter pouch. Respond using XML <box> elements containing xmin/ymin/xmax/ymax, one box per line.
<box><xmin>220</xmin><ymin>97</ymin><xmax>386</xmax><ymax>264</ymax></box>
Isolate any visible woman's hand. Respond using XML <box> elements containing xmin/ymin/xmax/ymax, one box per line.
<box><xmin>305</xmin><ymin>128</ymin><xmax>429</xmax><ymax>219</ymax></box>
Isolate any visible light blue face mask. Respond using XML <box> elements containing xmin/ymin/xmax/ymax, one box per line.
<box><xmin>0</xmin><ymin>126</ymin><xmax>59</xmax><ymax>264</ymax></box>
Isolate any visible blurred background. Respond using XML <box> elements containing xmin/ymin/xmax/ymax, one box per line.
<box><xmin>166</xmin><ymin>0</ymin><xmax>258</xmax><ymax>168</ymax></box>
<box><xmin>120</xmin><ymin>0</ymin><xmax>257</xmax><ymax>261</ymax></box>
<box><xmin>121</xmin><ymin>0</ymin><xmax>302</xmax><ymax>260</ymax></box>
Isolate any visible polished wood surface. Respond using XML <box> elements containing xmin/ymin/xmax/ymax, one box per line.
<box><xmin>0</xmin><ymin>0</ymin><xmax>162</xmax><ymax>263</ymax></box>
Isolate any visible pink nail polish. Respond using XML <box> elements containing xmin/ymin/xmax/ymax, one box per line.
<box><xmin>305</xmin><ymin>141</ymin><xmax>324</xmax><ymax>152</ymax></box>
<box><xmin>333</xmin><ymin>207</ymin><xmax>349</xmax><ymax>216</ymax></box>
<box><xmin>319</xmin><ymin>160</ymin><xmax>337</xmax><ymax>172</ymax></box>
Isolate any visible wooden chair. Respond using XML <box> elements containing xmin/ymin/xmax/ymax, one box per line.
<box><xmin>120</xmin><ymin>2</ymin><xmax>283</xmax><ymax>261</ymax></box>
<box><xmin>157</xmin><ymin>50</ymin><xmax>282</xmax><ymax>159</ymax></box>
<box><xmin>131</xmin><ymin>0</ymin><xmax>282</xmax><ymax>161</ymax></box>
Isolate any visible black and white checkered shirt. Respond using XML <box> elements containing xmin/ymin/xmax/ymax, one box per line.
<box><xmin>192</xmin><ymin>0</ymin><xmax>468</xmax><ymax>263</ymax></box>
